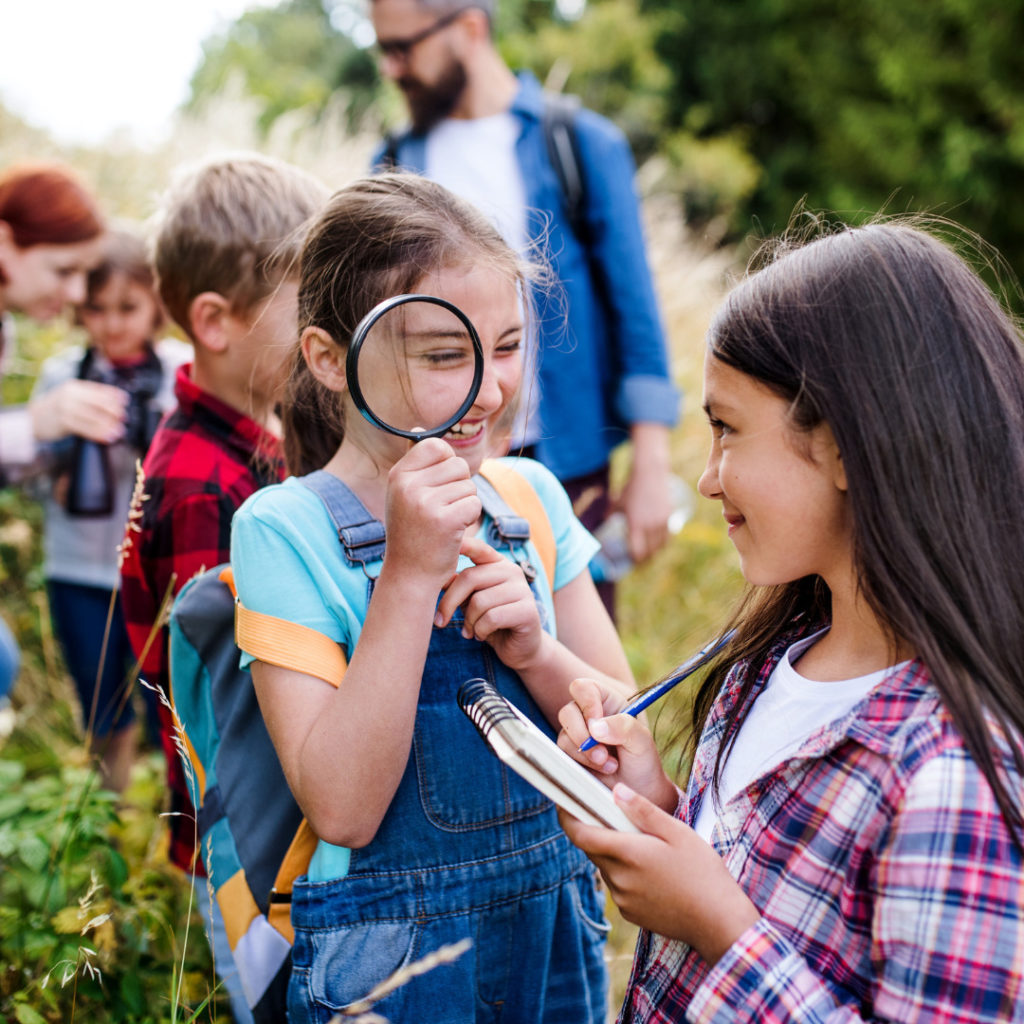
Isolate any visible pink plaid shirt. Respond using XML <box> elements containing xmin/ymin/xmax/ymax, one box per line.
<box><xmin>620</xmin><ymin>626</ymin><xmax>1024</xmax><ymax>1023</ymax></box>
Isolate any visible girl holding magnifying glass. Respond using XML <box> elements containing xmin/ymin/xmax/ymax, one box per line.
<box><xmin>229</xmin><ymin>173</ymin><xmax>636</xmax><ymax>1024</ymax></box>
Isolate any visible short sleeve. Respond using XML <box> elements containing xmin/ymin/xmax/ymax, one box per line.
<box><xmin>230</xmin><ymin>479</ymin><xmax>369</xmax><ymax>668</ymax></box>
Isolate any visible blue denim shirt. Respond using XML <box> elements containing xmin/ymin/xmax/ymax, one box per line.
<box><xmin>373</xmin><ymin>71</ymin><xmax>680</xmax><ymax>481</ymax></box>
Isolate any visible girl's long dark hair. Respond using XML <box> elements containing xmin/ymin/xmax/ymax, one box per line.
<box><xmin>692</xmin><ymin>218</ymin><xmax>1024</xmax><ymax>849</ymax></box>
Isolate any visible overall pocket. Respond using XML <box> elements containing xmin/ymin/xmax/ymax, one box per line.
<box><xmin>414</xmin><ymin>701</ymin><xmax>552</xmax><ymax>829</ymax></box>
<box><xmin>305</xmin><ymin>920</ymin><xmax>419</xmax><ymax>1017</ymax></box>
<box><xmin>414</xmin><ymin>633</ymin><xmax>551</xmax><ymax>830</ymax></box>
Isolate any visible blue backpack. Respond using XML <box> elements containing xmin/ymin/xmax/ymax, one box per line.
<box><xmin>168</xmin><ymin>461</ymin><xmax>556</xmax><ymax>1021</ymax></box>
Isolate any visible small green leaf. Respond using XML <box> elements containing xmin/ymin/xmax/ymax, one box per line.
<box><xmin>17</xmin><ymin>833</ymin><xmax>51</xmax><ymax>873</ymax></box>
<box><xmin>13</xmin><ymin>1002</ymin><xmax>48</xmax><ymax>1024</ymax></box>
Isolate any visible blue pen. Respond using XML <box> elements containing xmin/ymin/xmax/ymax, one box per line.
<box><xmin>579</xmin><ymin>629</ymin><xmax>736</xmax><ymax>752</ymax></box>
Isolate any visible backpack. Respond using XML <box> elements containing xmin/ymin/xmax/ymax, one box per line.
<box><xmin>167</xmin><ymin>460</ymin><xmax>557</xmax><ymax>1021</ymax></box>
<box><xmin>380</xmin><ymin>90</ymin><xmax>590</xmax><ymax>246</ymax></box>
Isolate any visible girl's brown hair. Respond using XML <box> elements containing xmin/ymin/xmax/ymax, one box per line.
<box><xmin>285</xmin><ymin>173</ymin><xmax>535</xmax><ymax>474</ymax></box>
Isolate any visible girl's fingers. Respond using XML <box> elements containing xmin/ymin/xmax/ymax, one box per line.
<box><xmin>435</xmin><ymin>552</ymin><xmax>518</xmax><ymax>626</ymax></box>
<box><xmin>612</xmin><ymin>784</ymin><xmax>673</xmax><ymax>836</ymax></box>
<box><xmin>568</xmin><ymin>676</ymin><xmax>609</xmax><ymax>719</ymax></box>
<box><xmin>459</xmin><ymin>534</ymin><xmax>503</xmax><ymax>563</ymax></box>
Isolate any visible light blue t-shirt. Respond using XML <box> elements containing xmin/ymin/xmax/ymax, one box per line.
<box><xmin>230</xmin><ymin>456</ymin><xmax>599</xmax><ymax>881</ymax></box>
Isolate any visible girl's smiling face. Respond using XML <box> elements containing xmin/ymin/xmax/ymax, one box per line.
<box><xmin>79</xmin><ymin>271</ymin><xmax>160</xmax><ymax>365</ymax></box>
<box><xmin>348</xmin><ymin>264</ymin><xmax>524</xmax><ymax>476</ymax></box>
<box><xmin>697</xmin><ymin>353</ymin><xmax>852</xmax><ymax>589</ymax></box>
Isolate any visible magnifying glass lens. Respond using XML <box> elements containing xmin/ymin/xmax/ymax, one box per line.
<box><xmin>352</xmin><ymin>299</ymin><xmax>480</xmax><ymax>438</ymax></box>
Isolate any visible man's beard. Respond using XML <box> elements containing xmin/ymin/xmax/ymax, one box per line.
<box><xmin>399</xmin><ymin>56</ymin><xmax>468</xmax><ymax>133</ymax></box>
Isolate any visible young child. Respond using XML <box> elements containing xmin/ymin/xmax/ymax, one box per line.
<box><xmin>229</xmin><ymin>173</ymin><xmax>635</xmax><ymax>1023</ymax></box>
<box><xmin>32</xmin><ymin>228</ymin><xmax>189</xmax><ymax>793</ymax></box>
<box><xmin>558</xmin><ymin>220</ymin><xmax>1024</xmax><ymax>1022</ymax></box>
<box><xmin>117</xmin><ymin>153</ymin><xmax>328</xmax><ymax>1023</ymax></box>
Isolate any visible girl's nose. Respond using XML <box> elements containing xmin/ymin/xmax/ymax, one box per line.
<box><xmin>474</xmin><ymin>361</ymin><xmax>505</xmax><ymax>412</ymax></box>
<box><xmin>697</xmin><ymin>448</ymin><xmax>721</xmax><ymax>501</ymax></box>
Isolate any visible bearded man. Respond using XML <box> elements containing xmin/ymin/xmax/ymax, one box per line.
<box><xmin>370</xmin><ymin>0</ymin><xmax>680</xmax><ymax>619</ymax></box>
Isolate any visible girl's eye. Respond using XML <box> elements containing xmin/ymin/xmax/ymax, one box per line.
<box><xmin>497</xmin><ymin>338</ymin><xmax>522</xmax><ymax>356</ymax></box>
<box><xmin>708</xmin><ymin>417</ymin><xmax>733</xmax><ymax>439</ymax></box>
<box><xmin>422</xmin><ymin>348</ymin><xmax>472</xmax><ymax>367</ymax></box>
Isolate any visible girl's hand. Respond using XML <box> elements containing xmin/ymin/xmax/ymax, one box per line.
<box><xmin>384</xmin><ymin>439</ymin><xmax>481</xmax><ymax>584</ymax></box>
<box><xmin>435</xmin><ymin>535</ymin><xmax>544</xmax><ymax>670</ymax></box>
<box><xmin>559</xmin><ymin>786</ymin><xmax>760</xmax><ymax>965</ymax></box>
<box><xmin>557</xmin><ymin>677</ymin><xmax>678</xmax><ymax>812</ymax></box>
<box><xmin>30</xmin><ymin>380</ymin><xmax>129</xmax><ymax>443</ymax></box>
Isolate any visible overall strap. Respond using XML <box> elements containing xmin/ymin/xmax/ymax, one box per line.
<box><xmin>299</xmin><ymin>467</ymin><xmax>548</xmax><ymax>585</ymax></box>
<box><xmin>299</xmin><ymin>470</ymin><xmax>386</xmax><ymax>570</ymax></box>
<box><xmin>473</xmin><ymin>473</ymin><xmax>539</xmax><ymax>584</ymax></box>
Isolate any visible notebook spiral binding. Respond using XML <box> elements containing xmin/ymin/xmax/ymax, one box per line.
<box><xmin>458</xmin><ymin>678</ymin><xmax>517</xmax><ymax>739</ymax></box>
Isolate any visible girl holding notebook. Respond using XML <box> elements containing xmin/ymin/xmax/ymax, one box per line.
<box><xmin>560</xmin><ymin>220</ymin><xmax>1024</xmax><ymax>1022</ymax></box>
<box><xmin>229</xmin><ymin>173</ymin><xmax>634</xmax><ymax>1023</ymax></box>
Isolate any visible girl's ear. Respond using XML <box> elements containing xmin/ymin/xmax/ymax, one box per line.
<box><xmin>824</xmin><ymin>427</ymin><xmax>847</xmax><ymax>492</ymax></box>
<box><xmin>834</xmin><ymin>450</ymin><xmax>848</xmax><ymax>492</ymax></box>
<box><xmin>301</xmin><ymin>326</ymin><xmax>347</xmax><ymax>392</ymax></box>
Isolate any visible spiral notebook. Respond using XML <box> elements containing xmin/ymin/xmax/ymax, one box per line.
<box><xmin>458</xmin><ymin>678</ymin><xmax>639</xmax><ymax>832</ymax></box>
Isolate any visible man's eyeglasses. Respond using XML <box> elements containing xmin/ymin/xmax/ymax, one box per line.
<box><xmin>375</xmin><ymin>7</ymin><xmax>469</xmax><ymax>61</ymax></box>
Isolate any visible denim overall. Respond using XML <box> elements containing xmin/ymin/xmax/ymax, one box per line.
<box><xmin>287</xmin><ymin>472</ymin><xmax>610</xmax><ymax>1024</ymax></box>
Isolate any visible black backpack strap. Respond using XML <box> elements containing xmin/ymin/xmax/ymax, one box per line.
<box><xmin>299</xmin><ymin>470</ymin><xmax>387</xmax><ymax>571</ymax></box>
<box><xmin>541</xmin><ymin>91</ymin><xmax>589</xmax><ymax>246</ymax></box>
<box><xmin>474</xmin><ymin>473</ymin><xmax>539</xmax><ymax>584</ymax></box>
<box><xmin>380</xmin><ymin>132</ymin><xmax>402</xmax><ymax>170</ymax></box>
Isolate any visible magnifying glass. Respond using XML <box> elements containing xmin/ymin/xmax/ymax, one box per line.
<box><xmin>346</xmin><ymin>294</ymin><xmax>485</xmax><ymax>441</ymax></box>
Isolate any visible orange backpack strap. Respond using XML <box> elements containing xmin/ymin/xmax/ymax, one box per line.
<box><xmin>266</xmin><ymin>819</ymin><xmax>319</xmax><ymax>944</ymax></box>
<box><xmin>478</xmin><ymin>459</ymin><xmax>557</xmax><ymax>589</ymax></box>
<box><xmin>221</xmin><ymin>568</ymin><xmax>348</xmax><ymax>688</ymax></box>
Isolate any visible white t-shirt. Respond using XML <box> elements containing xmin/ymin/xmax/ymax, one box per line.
<box><xmin>425</xmin><ymin>113</ymin><xmax>527</xmax><ymax>252</ymax></box>
<box><xmin>425</xmin><ymin>114</ymin><xmax>540</xmax><ymax>446</ymax></box>
<box><xmin>694</xmin><ymin>631</ymin><xmax>909</xmax><ymax>842</ymax></box>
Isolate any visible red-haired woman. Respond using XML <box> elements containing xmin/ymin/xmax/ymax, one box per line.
<box><xmin>0</xmin><ymin>163</ymin><xmax>123</xmax><ymax>712</ymax></box>
<box><xmin>0</xmin><ymin>162</ymin><xmax>128</xmax><ymax>483</ymax></box>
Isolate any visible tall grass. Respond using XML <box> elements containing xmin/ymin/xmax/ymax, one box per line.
<box><xmin>0</xmin><ymin>93</ymin><xmax>746</xmax><ymax>1022</ymax></box>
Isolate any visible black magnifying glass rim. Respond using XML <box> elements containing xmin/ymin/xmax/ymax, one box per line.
<box><xmin>346</xmin><ymin>293</ymin><xmax>485</xmax><ymax>441</ymax></box>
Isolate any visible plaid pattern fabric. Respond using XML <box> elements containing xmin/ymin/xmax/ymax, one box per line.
<box><xmin>119</xmin><ymin>364</ymin><xmax>283</xmax><ymax>872</ymax></box>
<box><xmin>620</xmin><ymin>625</ymin><xmax>1024</xmax><ymax>1023</ymax></box>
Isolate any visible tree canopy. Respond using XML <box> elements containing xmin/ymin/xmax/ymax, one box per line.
<box><xmin>186</xmin><ymin>0</ymin><xmax>1024</xmax><ymax>281</ymax></box>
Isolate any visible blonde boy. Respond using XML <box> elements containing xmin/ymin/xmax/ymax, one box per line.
<box><xmin>118</xmin><ymin>153</ymin><xmax>327</xmax><ymax>1023</ymax></box>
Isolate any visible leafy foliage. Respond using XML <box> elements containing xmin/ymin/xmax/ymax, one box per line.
<box><xmin>0</xmin><ymin>740</ymin><xmax>224</xmax><ymax>1023</ymax></box>
<box><xmin>645</xmin><ymin>0</ymin><xmax>1024</xmax><ymax>277</ymax></box>
<box><xmin>187</xmin><ymin>0</ymin><xmax>379</xmax><ymax>135</ymax></box>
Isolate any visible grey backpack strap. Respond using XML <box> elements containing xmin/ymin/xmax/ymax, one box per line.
<box><xmin>299</xmin><ymin>470</ymin><xmax>386</xmax><ymax>570</ymax></box>
<box><xmin>474</xmin><ymin>473</ymin><xmax>539</xmax><ymax>584</ymax></box>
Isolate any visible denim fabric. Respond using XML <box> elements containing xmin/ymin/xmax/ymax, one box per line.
<box><xmin>287</xmin><ymin>606</ymin><xmax>610</xmax><ymax>1023</ymax></box>
<box><xmin>47</xmin><ymin>579</ymin><xmax>141</xmax><ymax>737</ymax></box>
<box><xmin>0</xmin><ymin>616</ymin><xmax>18</xmax><ymax>699</ymax></box>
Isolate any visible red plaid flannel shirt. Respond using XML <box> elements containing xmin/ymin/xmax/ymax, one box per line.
<box><xmin>119</xmin><ymin>364</ymin><xmax>283</xmax><ymax>873</ymax></box>
<box><xmin>620</xmin><ymin>624</ymin><xmax>1024</xmax><ymax>1023</ymax></box>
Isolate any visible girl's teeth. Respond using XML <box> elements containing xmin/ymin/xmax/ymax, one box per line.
<box><xmin>446</xmin><ymin>422</ymin><xmax>483</xmax><ymax>438</ymax></box>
